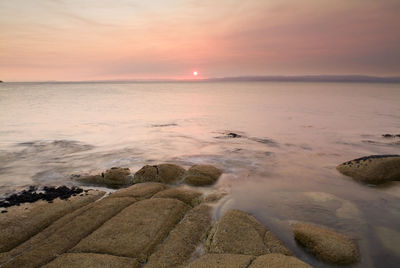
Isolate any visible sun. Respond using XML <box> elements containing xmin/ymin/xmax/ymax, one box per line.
<box><xmin>193</xmin><ymin>71</ymin><xmax>198</xmax><ymax>76</ymax></box>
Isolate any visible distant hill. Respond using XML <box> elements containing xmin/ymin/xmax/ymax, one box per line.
<box><xmin>205</xmin><ymin>75</ymin><xmax>400</xmax><ymax>83</ymax></box>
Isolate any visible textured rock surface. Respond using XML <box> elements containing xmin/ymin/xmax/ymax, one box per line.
<box><xmin>264</xmin><ymin>231</ymin><xmax>293</xmax><ymax>256</ymax></box>
<box><xmin>71</xmin><ymin>198</ymin><xmax>190</xmax><ymax>262</ymax></box>
<box><xmin>133</xmin><ymin>164</ymin><xmax>185</xmax><ymax>184</ymax></box>
<box><xmin>337</xmin><ymin>155</ymin><xmax>400</xmax><ymax>184</ymax></box>
<box><xmin>0</xmin><ymin>190</ymin><xmax>104</xmax><ymax>253</ymax></box>
<box><xmin>2</xmin><ymin>197</ymin><xmax>136</xmax><ymax>268</ymax></box>
<box><xmin>109</xmin><ymin>182</ymin><xmax>167</xmax><ymax>199</ymax></box>
<box><xmin>43</xmin><ymin>253</ymin><xmax>140</xmax><ymax>268</ymax></box>
<box><xmin>205</xmin><ymin>209</ymin><xmax>268</xmax><ymax>255</ymax></box>
<box><xmin>103</xmin><ymin>167</ymin><xmax>132</xmax><ymax>186</ymax></box>
<box><xmin>293</xmin><ymin>222</ymin><xmax>359</xmax><ymax>264</ymax></box>
<box><xmin>146</xmin><ymin>204</ymin><xmax>212</xmax><ymax>268</ymax></box>
<box><xmin>187</xmin><ymin>254</ymin><xmax>255</xmax><ymax>268</ymax></box>
<box><xmin>152</xmin><ymin>187</ymin><xmax>202</xmax><ymax>206</ymax></box>
<box><xmin>249</xmin><ymin>253</ymin><xmax>312</xmax><ymax>268</ymax></box>
<box><xmin>184</xmin><ymin>164</ymin><xmax>222</xmax><ymax>186</ymax></box>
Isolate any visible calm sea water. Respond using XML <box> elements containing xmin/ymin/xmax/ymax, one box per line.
<box><xmin>0</xmin><ymin>81</ymin><xmax>399</xmax><ymax>267</ymax></box>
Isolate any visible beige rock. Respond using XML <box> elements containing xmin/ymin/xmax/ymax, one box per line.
<box><xmin>109</xmin><ymin>182</ymin><xmax>167</xmax><ymax>199</ymax></box>
<box><xmin>337</xmin><ymin>155</ymin><xmax>400</xmax><ymax>184</ymax></box>
<box><xmin>103</xmin><ymin>167</ymin><xmax>132</xmax><ymax>186</ymax></box>
<box><xmin>249</xmin><ymin>253</ymin><xmax>312</xmax><ymax>268</ymax></box>
<box><xmin>146</xmin><ymin>204</ymin><xmax>212</xmax><ymax>268</ymax></box>
<box><xmin>205</xmin><ymin>209</ymin><xmax>268</xmax><ymax>255</ymax></box>
<box><xmin>375</xmin><ymin>226</ymin><xmax>400</xmax><ymax>257</ymax></box>
<box><xmin>264</xmin><ymin>231</ymin><xmax>293</xmax><ymax>256</ymax></box>
<box><xmin>43</xmin><ymin>253</ymin><xmax>140</xmax><ymax>268</ymax></box>
<box><xmin>157</xmin><ymin>163</ymin><xmax>186</xmax><ymax>183</ymax></box>
<box><xmin>187</xmin><ymin>254</ymin><xmax>255</xmax><ymax>268</ymax></box>
<box><xmin>293</xmin><ymin>222</ymin><xmax>359</xmax><ymax>264</ymax></box>
<box><xmin>152</xmin><ymin>187</ymin><xmax>202</xmax><ymax>206</ymax></box>
<box><xmin>0</xmin><ymin>190</ymin><xmax>104</xmax><ymax>253</ymax></box>
<box><xmin>73</xmin><ymin>174</ymin><xmax>104</xmax><ymax>185</ymax></box>
<box><xmin>202</xmin><ymin>191</ymin><xmax>228</xmax><ymax>203</ymax></box>
<box><xmin>2</xmin><ymin>197</ymin><xmax>136</xmax><ymax>268</ymax></box>
<box><xmin>184</xmin><ymin>164</ymin><xmax>222</xmax><ymax>186</ymax></box>
<box><xmin>133</xmin><ymin>164</ymin><xmax>185</xmax><ymax>184</ymax></box>
<box><xmin>71</xmin><ymin>198</ymin><xmax>190</xmax><ymax>262</ymax></box>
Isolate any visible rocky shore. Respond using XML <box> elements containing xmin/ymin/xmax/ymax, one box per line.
<box><xmin>2</xmin><ymin>154</ymin><xmax>399</xmax><ymax>267</ymax></box>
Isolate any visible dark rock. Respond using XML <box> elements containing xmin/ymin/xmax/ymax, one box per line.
<box><xmin>0</xmin><ymin>186</ymin><xmax>84</xmax><ymax>208</ymax></box>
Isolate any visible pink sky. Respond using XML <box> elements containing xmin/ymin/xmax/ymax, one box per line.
<box><xmin>0</xmin><ymin>0</ymin><xmax>399</xmax><ymax>81</ymax></box>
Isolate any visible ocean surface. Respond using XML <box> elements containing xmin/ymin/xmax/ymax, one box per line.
<box><xmin>0</xmin><ymin>81</ymin><xmax>399</xmax><ymax>267</ymax></box>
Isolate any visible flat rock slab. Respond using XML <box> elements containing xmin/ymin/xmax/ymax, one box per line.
<box><xmin>146</xmin><ymin>204</ymin><xmax>212</xmax><ymax>268</ymax></box>
<box><xmin>0</xmin><ymin>190</ymin><xmax>104</xmax><ymax>253</ymax></box>
<box><xmin>2</xmin><ymin>197</ymin><xmax>136</xmax><ymax>268</ymax></box>
<box><xmin>187</xmin><ymin>254</ymin><xmax>255</xmax><ymax>268</ymax></box>
<box><xmin>206</xmin><ymin>209</ymin><xmax>268</xmax><ymax>255</ymax></box>
<box><xmin>152</xmin><ymin>187</ymin><xmax>202</xmax><ymax>206</ymax></box>
<box><xmin>133</xmin><ymin>164</ymin><xmax>185</xmax><ymax>184</ymax></box>
<box><xmin>293</xmin><ymin>222</ymin><xmax>359</xmax><ymax>264</ymax></box>
<box><xmin>184</xmin><ymin>165</ymin><xmax>222</xmax><ymax>186</ymax></box>
<box><xmin>43</xmin><ymin>253</ymin><xmax>140</xmax><ymax>268</ymax></box>
<box><xmin>337</xmin><ymin>155</ymin><xmax>400</xmax><ymax>184</ymax></box>
<box><xmin>71</xmin><ymin>198</ymin><xmax>190</xmax><ymax>262</ymax></box>
<box><xmin>249</xmin><ymin>253</ymin><xmax>312</xmax><ymax>268</ymax></box>
<box><xmin>109</xmin><ymin>182</ymin><xmax>167</xmax><ymax>199</ymax></box>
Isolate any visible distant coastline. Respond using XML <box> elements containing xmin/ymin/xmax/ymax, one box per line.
<box><xmin>4</xmin><ymin>75</ymin><xmax>400</xmax><ymax>84</ymax></box>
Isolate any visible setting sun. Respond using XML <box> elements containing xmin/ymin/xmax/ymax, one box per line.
<box><xmin>193</xmin><ymin>71</ymin><xmax>198</xmax><ymax>76</ymax></box>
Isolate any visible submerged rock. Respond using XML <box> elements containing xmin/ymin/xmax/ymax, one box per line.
<box><xmin>184</xmin><ymin>164</ymin><xmax>222</xmax><ymax>186</ymax></box>
<box><xmin>133</xmin><ymin>163</ymin><xmax>185</xmax><ymax>184</ymax></box>
<box><xmin>337</xmin><ymin>155</ymin><xmax>400</xmax><ymax>184</ymax></box>
<box><xmin>375</xmin><ymin>226</ymin><xmax>400</xmax><ymax>257</ymax></box>
<box><xmin>293</xmin><ymin>222</ymin><xmax>359</xmax><ymax>264</ymax></box>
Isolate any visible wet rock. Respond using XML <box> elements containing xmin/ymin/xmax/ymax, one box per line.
<box><xmin>71</xmin><ymin>198</ymin><xmax>190</xmax><ymax>262</ymax></box>
<box><xmin>152</xmin><ymin>187</ymin><xmax>202</xmax><ymax>206</ymax></box>
<box><xmin>73</xmin><ymin>167</ymin><xmax>132</xmax><ymax>187</ymax></box>
<box><xmin>103</xmin><ymin>167</ymin><xmax>131</xmax><ymax>186</ymax></box>
<box><xmin>293</xmin><ymin>222</ymin><xmax>359</xmax><ymax>264</ymax></box>
<box><xmin>0</xmin><ymin>190</ymin><xmax>104</xmax><ymax>253</ymax></box>
<box><xmin>249</xmin><ymin>253</ymin><xmax>311</xmax><ymax>268</ymax></box>
<box><xmin>187</xmin><ymin>254</ymin><xmax>254</xmax><ymax>268</ymax></box>
<box><xmin>43</xmin><ymin>253</ymin><xmax>140</xmax><ymax>268</ymax></box>
<box><xmin>264</xmin><ymin>231</ymin><xmax>293</xmax><ymax>256</ymax></box>
<box><xmin>0</xmin><ymin>186</ymin><xmax>84</xmax><ymax>208</ymax></box>
<box><xmin>382</xmin><ymin>134</ymin><xmax>400</xmax><ymax>138</ymax></box>
<box><xmin>375</xmin><ymin>226</ymin><xmax>400</xmax><ymax>257</ymax></box>
<box><xmin>205</xmin><ymin>209</ymin><xmax>268</xmax><ymax>255</ymax></box>
<box><xmin>109</xmin><ymin>182</ymin><xmax>167</xmax><ymax>199</ymax></box>
<box><xmin>146</xmin><ymin>204</ymin><xmax>212</xmax><ymax>267</ymax></box>
<box><xmin>184</xmin><ymin>164</ymin><xmax>222</xmax><ymax>186</ymax></box>
<box><xmin>1</xmin><ymin>196</ymin><xmax>136</xmax><ymax>268</ymax></box>
<box><xmin>202</xmin><ymin>191</ymin><xmax>228</xmax><ymax>203</ymax></box>
<box><xmin>337</xmin><ymin>155</ymin><xmax>400</xmax><ymax>184</ymax></box>
<box><xmin>133</xmin><ymin>164</ymin><xmax>185</xmax><ymax>184</ymax></box>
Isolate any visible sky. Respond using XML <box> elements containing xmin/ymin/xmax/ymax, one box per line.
<box><xmin>0</xmin><ymin>0</ymin><xmax>399</xmax><ymax>81</ymax></box>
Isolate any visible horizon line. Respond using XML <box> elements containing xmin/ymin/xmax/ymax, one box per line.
<box><xmin>2</xmin><ymin>74</ymin><xmax>400</xmax><ymax>83</ymax></box>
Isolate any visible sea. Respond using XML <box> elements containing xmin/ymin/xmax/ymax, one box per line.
<box><xmin>0</xmin><ymin>81</ymin><xmax>399</xmax><ymax>267</ymax></box>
